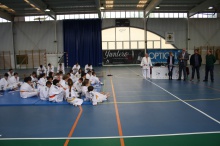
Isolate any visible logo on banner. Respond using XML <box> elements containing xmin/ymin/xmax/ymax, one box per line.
<box><xmin>165</xmin><ymin>32</ymin><xmax>175</xmax><ymax>44</ymax></box>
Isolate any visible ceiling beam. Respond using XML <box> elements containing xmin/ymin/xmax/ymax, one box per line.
<box><xmin>95</xmin><ymin>0</ymin><xmax>101</xmax><ymax>18</ymax></box>
<box><xmin>144</xmin><ymin>0</ymin><xmax>163</xmax><ymax>17</ymax></box>
<box><xmin>28</xmin><ymin>0</ymin><xmax>56</xmax><ymax>19</ymax></box>
<box><xmin>0</xmin><ymin>11</ymin><xmax>13</xmax><ymax>21</ymax></box>
<box><xmin>189</xmin><ymin>0</ymin><xmax>220</xmax><ymax>17</ymax></box>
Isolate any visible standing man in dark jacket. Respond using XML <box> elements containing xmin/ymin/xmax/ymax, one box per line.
<box><xmin>167</xmin><ymin>52</ymin><xmax>175</xmax><ymax>80</ymax></box>
<box><xmin>190</xmin><ymin>49</ymin><xmax>202</xmax><ymax>81</ymax></box>
<box><xmin>203</xmin><ymin>49</ymin><xmax>216</xmax><ymax>82</ymax></box>
<box><xmin>178</xmin><ymin>48</ymin><xmax>189</xmax><ymax>81</ymax></box>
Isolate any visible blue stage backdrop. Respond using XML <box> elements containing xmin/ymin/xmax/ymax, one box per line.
<box><xmin>63</xmin><ymin>19</ymin><xmax>102</xmax><ymax>67</ymax></box>
<box><xmin>147</xmin><ymin>49</ymin><xmax>181</xmax><ymax>65</ymax></box>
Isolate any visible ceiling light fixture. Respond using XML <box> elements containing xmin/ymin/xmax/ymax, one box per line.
<box><xmin>139</xmin><ymin>0</ymin><xmax>148</xmax><ymax>4</ymax></box>
<box><xmin>155</xmin><ymin>6</ymin><xmax>160</xmax><ymax>9</ymax></box>
<box><xmin>208</xmin><ymin>6</ymin><xmax>213</xmax><ymax>9</ymax></box>
<box><xmin>45</xmin><ymin>8</ymin><xmax>50</xmax><ymax>12</ymax></box>
<box><xmin>137</xmin><ymin>4</ymin><xmax>145</xmax><ymax>8</ymax></box>
<box><xmin>100</xmin><ymin>4</ymin><xmax>105</xmax><ymax>10</ymax></box>
<box><xmin>106</xmin><ymin>1</ymin><xmax>114</xmax><ymax>4</ymax></box>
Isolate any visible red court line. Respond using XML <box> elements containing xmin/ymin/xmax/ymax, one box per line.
<box><xmin>110</xmin><ymin>77</ymin><xmax>125</xmax><ymax>146</ymax></box>
<box><xmin>64</xmin><ymin>106</ymin><xmax>83</xmax><ymax>146</ymax></box>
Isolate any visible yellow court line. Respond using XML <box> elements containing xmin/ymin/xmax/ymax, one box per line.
<box><xmin>110</xmin><ymin>77</ymin><xmax>125</xmax><ymax>146</ymax></box>
<box><xmin>102</xmin><ymin>98</ymin><xmax>220</xmax><ymax>104</ymax></box>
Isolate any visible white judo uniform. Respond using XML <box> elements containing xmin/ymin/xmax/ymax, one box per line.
<box><xmin>20</xmin><ymin>82</ymin><xmax>38</xmax><ymax>98</ymax></box>
<box><xmin>7</xmin><ymin>72</ymin><xmax>14</xmax><ymax>78</ymax></box>
<box><xmin>38</xmin><ymin>86</ymin><xmax>49</xmax><ymax>100</ymax></box>
<box><xmin>70</xmin><ymin>73</ymin><xmax>78</xmax><ymax>83</ymax></box>
<box><xmin>84</xmin><ymin>65</ymin><xmax>93</xmax><ymax>73</ymax></box>
<box><xmin>65</xmin><ymin>87</ymin><xmax>83</xmax><ymax>106</ymax></box>
<box><xmin>90</xmin><ymin>75</ymin><xmax>101</xmax><ymax>85</ymax></box>
<box><xmin>72</xmin><ymin>65</ymin><xmax>80</xmax><ymax>74</ymax></box>
<box><xmin>89</xmin><ymin>91</ymin><xmax>107</xmax><ymax>105</ymax></box>
<box><xmin>57</xmin><ymin>65</ymin><xmax>65</xmax><ymax>74</ymax></box>
<box><xmin>8</xmin><ymin>76</ymin><xmax>22</xmax><ymax>88</ymax></box>
<box><xmin>86</xmin><ymin>73</ymin><xmax>91</xmax><ymax>80</ymax></box>
<box><xmin>0</xmin><ymin>78</ymin><xmax>13</xmax><ymax>91</ymax></box>
<box><xmin>47</xmin><ymin>65</ymin><xmax>54</xmax><ymax>76</ymax></box>
<box><xmin>82</xmin><ymin>86</ymin><xmax>90</xmax><ymax>101</ymax></box>
<box><xmin>49</xmin><ymin>85</ymin><xmax>64</xmax><ymax>102</ymax></box>
<box><xmin>37</xmin><ymin>66</ymin><xmax>47</xmax><ymax>76</ymax></box>
<box><xmin>140</xmin><ymin>57</ymin><xmax>152</xmax><ymax>79</ymax></box>
<box><xmin>73</xmin><ymin>81</ymin><xmax>82</xmax><ymax>93</ymax></box>
<box><xmin>37</xmin><ymin>77</ymin><xmax>46</xmax><ymax>88</ymax></box>
<box><xmin>75</xmin><ymin>72</ymin><xmax>81</xmax><ymax>79</ymax></box>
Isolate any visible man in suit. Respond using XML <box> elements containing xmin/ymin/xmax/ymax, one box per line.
<box><xmin>203</xmin><ymin>49</ymin><xmax>216</xmax><ymax>82</ymax></box>
<box><xmin>178</xmin><ymin>48</ymin><xmax>189</xmax><ymax>81</ymax></box>
<box><xmin>190</xmin><ymin>49</ymin><xmax>202</xmax><ymax>81</ymax></box>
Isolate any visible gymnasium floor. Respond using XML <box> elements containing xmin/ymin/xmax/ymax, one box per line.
<box><xmin>0</xmin><ymin>65</ymin><xmax>220</xmax><ymax>146</ymax></box>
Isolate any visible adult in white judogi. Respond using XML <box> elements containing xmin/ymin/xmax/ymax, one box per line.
<box><xmin>84</xmin><ymin>64</ymin><xmax>93</xmax><ymax>73</ymax></box>
<box><xmin>49</xmin><ymin>79</ymin><xmax>64</xmax><ymax>102</ymax></box>
<box><xmin>73</xmin><ymin>78</ymin><xmax>83</xmax><ymax>93</ymax></box>
<box><xmin>72</xmin><ymin>63</ymin><xmax>80</xmax><ymax>74</ymax></box>
<box><xmin>20</xmin><ymin>77</ymin><xmax>38</xmax><ymax>98</ymax></box>
<box><xmin>65</xmin><ymin>79</ymin><xmax>83</xmax><ymax>106</ymax></box>
<box><xmin>7</xmin><ymin>69</ymin><xmax>14</xmax><ymax>78</ymax></box>
<box><xmin>0</xmin><ymin>73</ymin><xmax>14</xmax><ymax>91</ymax></box>
<box><xmin>37</xmin><ymin>65</ymin><xmax>47</xmax><ymax>76</ymax></box>
<box><xmin>140</xmin><ymin>53</ymin><xmax>153</xmax><ymax>79</ymax></box>
<box><xmin>88</xmin><ymin>86</ymin><xmax>107</xmax><ymax>106</ymax></box>
<box><xmin>8</xmin><ymin>73</ymin><xmax>22</xmax><ymax>88</ymax></box>
<box><xmin>47</xmin><ymin>63</ymin><xmax>54</xmax><ymax>76</ymax></box>
<box><xmin>57</xmin><ymin>63</ymin><xmax>65</xmax><ymax>74</ymax></box>
<box><xmin>38</xmin><ymin>81</ymin><xmax>51</xmax><ymax>100</ymax></box>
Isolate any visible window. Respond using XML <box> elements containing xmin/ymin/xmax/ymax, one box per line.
<box><xmin>0</xmin><ymin>17</ymin><xmax>10</xmax><ymax>23</ymax></box>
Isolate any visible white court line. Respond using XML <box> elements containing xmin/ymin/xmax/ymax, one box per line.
<box><xmin>127</xmin><ymin>67</ymin><xmax>220</xmax><ymax>125</ymax></box>
<box><xmin>0</xmin><ymin>131</ymin><xmax>220</xmax><ymax>140</ymax></box>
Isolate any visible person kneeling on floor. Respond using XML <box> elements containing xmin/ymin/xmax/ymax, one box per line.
<box><xmin>88</xmin><ymin>86</ymin><xmax>109</xmax><ymax>106</ymax></box>
<box><xmin>49</xmin><ymin>79</ymin><xmax>64</xmax><ymax>102</ymax></box>
<box><xmin>65</xmin><ymin>79</ymin><xmax>83</xmax><ymax>106</ymax></box>
<box><xmin>38</xmin><ymin>81</ymin><xmax>52</xmax><ymax>101</ymax></box>
<box><xmin>20</xmin><ymin>77</ymin><xmax>38</xmax><ymax>98</ymax></box>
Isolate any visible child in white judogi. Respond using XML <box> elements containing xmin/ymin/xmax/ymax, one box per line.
<box><xmin>20</xmin><ymin>77</ymin><xmax>38</xmax><ymax>98</ymax></box>
<box><xmin>37</xmin><ymin>73</ymin><xmax>47</xmax><ymax>88</ymax></box>
<box><xmin>59</xmin><ymin>74</ymin><xmax>69</xmax><ymax>91</ymax></box>
<box><xmin>38</xmin><ymin>81</ymin><xmax>51</xmax><ymax>100</ymax></box>
<box><xmin>57</xmin><ymin>63</ymin><xmax>65</xmax><ymax>74</ymax></box>
<box><xmin>72</xmin><ymin>63</ymin><xmax>80</xmax><ymax>74</ymax></box>
<box><xmin>73</xmin><ymin>78</ymin><xmax>83</xmax><ymax>93</ymax></box>
<box><xmin>65</xmin><ymin>79</ymin><xmax>83</xmax><ymax>106</ymax></box>
<box><xmin>75</xmin><ymin>69</ymin><xmax>82</xmax><ymax>79</ymax></box>
<box><xmin>90</xmin><ymin>72</ymin><xmax>103</xmax><ymax>85</ymax></box>
<box><xmin>8</xmin><ymin>72</ymin><xmax>22</xmax><ymax>89</ymax></box>
<box><xmin>86</xmin><ymin>70</ymin><xmax>92</xmax><ymax>80</ymax></box>
<box><xmin>0</xmin><ymin>73</ymin><xmax>15</xmax><ymax>91</ymax></box>
<box><xmin>37</xmin><ymin>65</ymin><xmax>47</xmax><ymax>76</ymax></box>
<box><xmin>88</xmin><ymin>86</ymin><xmax>109</xmax><ymax>106</ymax></box>
<box><xmin>49</xmin><ymin>79</ymin><xmax>64</xmax><ymax>102</ymax></box>
<box><xmin>84</xmin><ymin>64</ymin><xmax>92</xmax><ymax>73</ymax></box>
<box><xmin>81</xmin><ymin>79</ymin><xmax>90</xmax><ymax>101</ymax></box>
<box><xmin>30</xmin><ymin>72</ymin><xmax>38</xmax><ymax>88</ymax></box>
<box><xmin>47</xmin><ymin>63</ymin><xmax>54</xmax><ymax>76</ymax></box>
<box><xmin>70</xmin><ymin>70</ymin><xmax>78</xmax><ymax>83</ymax></box>
<box><xmin>7</xmin><ymin>69</ymin><xmax>14</xmax><ymax>78</ymax></box>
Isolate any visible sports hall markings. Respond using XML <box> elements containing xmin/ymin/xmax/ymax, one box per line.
<box><xmin>64</xmin><ymin>106</ymin><xmax>83</xmax><ymax>146</ymax></box>
<box><xmin>127</xmin><ymin>67</ymin><xmax>220</xmax><ymax>125</ymax></box>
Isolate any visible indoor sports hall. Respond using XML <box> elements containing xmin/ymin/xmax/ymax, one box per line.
<box><xmin>0</xmin><ymin>0</ymin><xmax>220</xmax><ymax>146</ymax></box>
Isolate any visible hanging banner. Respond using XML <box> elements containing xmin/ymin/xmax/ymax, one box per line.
<box><xmin>165</xmin><ymin>32</ymin><xmax>175</xmax><ymax>44</ymax></box>
<box><xmin>103</xmin><ymin>49</ymin><xmax>145</xmax><ymax>65</ymax></box>
<box><xmin>148</xmin><ymin>49</ymin><xmax>181</xmax><ymax>64</ymax></box>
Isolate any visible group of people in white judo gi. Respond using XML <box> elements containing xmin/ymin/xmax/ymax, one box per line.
<box><xmin>0</xmin><ymin>63</ymin><xmax>109</xmax><ymax>106</ymax></box>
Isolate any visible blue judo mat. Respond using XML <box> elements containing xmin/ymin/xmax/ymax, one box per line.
<box><xmin>0</xmin><ymin>85</ymin><xmax>102</xmax><ymax>106</ymax></box>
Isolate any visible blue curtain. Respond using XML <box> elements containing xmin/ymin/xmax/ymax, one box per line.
<box><xmin>63</xmin><ymin>19</ymin><xmax>102</xmax><ymax>68</ymax></box>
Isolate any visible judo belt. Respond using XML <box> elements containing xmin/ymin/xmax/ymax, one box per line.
<box><xmin>49</xmin><ymin>95</ymin><xmax>55</xmax><ymax>98</ymax></box>
<box><xmin>67</xmin><ymin>98</ymin><xmax>75</xmax><ymax>102</ymax></box>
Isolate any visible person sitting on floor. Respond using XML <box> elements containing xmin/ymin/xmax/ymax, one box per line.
<box><xmin>38</xmin><ymin>81</ymin><xmax>52</xmax><ymax>101</ymax></box>
<box><xmin>57</xmin><ymin>63</ymin><xmax>65</xmax><ymax>74</ymax></box>
<box><xmin>49</xmin><ymin>79</ymin><xmax>64</xmax><ymax>102</ymax></box>
<box><xmin>75</xmin><ymin>68</ymin><xmax>82</xmax><ymax>79</ymax></box>
<box><xmin>88</xmin><ymin>86</ymin><xmax>109</xmax><ymax>106</ymax></box>
<box><xmin>70</xmin><ymin>69</ymin><xmax>78</xmax><ymax>83</ymax></box>
<box><xmin>8</xmin><ymin>72</ymin><xmax>22</xmax><ymax>89</ymax></box>
<box><xmin>86</xmin><ymin>70</ymin><xmax>92</xmax><ymax>80</ymax></box>
<box><xmin>47</xmin><ymin>63</ymin><xmax>54</xmax><ymax>76</ymax></box>
<box><xmin>72</xmin><ymin>62</ymin><xmax>80</xmax><ymax>74</ymax></box>
<box><xmin>30</xmin><ymin>71</ymin><xmax>38</xmax><ymax>88</ymax></box>
<box><xmin>59</xmin><ymin>74</ymin><xmax>69</xmax><ymax>91</ymax></box>
<box><xmin>85</xmin><ymin>63</ymin><xmax>92</xmax><ymax>73</ymax></box>
<box><xmin>0</xmin><ymin>73</ymin><xmax>16</xmax><ymax>91</ymax></box>
<box><xmin>20</xmin><ymin>77</ymin><xmax>38</xmax><ymax>98</ymax></box>
<box><xmin>81</xmin><ymin>79</ymin><xmax>91</xmax><ymax>101</ymax></box>
<box><xmin>65</xmin><ymin>79</ymin><xmax>83</xmax><ymax>106</ymax></box>
<box><xmin>73</xmin><ymin>78</ymin><xmax>83</xmax><ymax>94</ymax></box>
<box><xmin>37</xmin><ymin>73</ymin><xmax>47</xmax><ymax>88</ymax></box>
<box><xmin>7</xmin><ymin>69</ymin><xmax>14</xmax><ymax>78</ymax></box>
<box><xmin>37</xmin><ymin>65</ymin><xmax>47</xmax><ymax>76</ymax></box>
<box><xmin>46</xmin><ymin>76</ymin><xmax>53</xmax><ymax>84</ymax></box>
<box><xmin>90</xmin><ymin>72</ymin><xmax>103</xmax><ymax>85</ymax></box>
